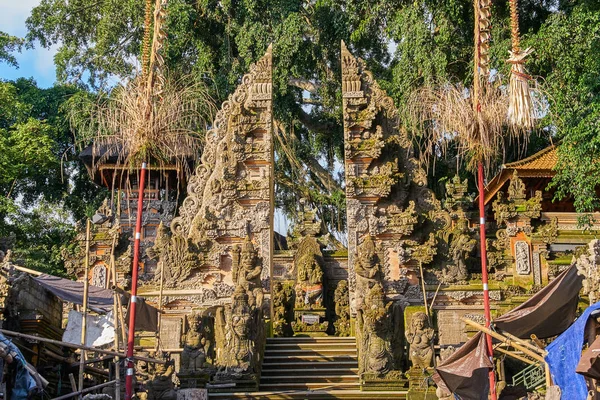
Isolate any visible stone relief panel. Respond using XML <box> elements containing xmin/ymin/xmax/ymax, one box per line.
<box><xmin>514</xmin><ymin>241</ymin><xmax>531</xmax><ymax>275</ymax></box>
<box><xmin>161</xmin><ymin>46</ymin><xmax>273</xmax><ymax>306</ymax></box>
<box><xmin>341</xmin><ymin>41</ymin><xmax>446</xmax><ymax>314</ymax></box>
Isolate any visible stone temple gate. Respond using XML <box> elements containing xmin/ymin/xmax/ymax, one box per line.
<box><xmin>52</xmin><ymin>41</ymin><xmax>593</xmax><ymax>397</ymax></box>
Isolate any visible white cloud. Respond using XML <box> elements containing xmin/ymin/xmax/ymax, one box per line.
<box><xmin>0</xmin><ymin>0</ymin><xmax>40</xmax><ymax>36</ymax></box>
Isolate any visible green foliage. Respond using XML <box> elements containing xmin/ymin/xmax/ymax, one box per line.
<box><xmin>0</xmin><ymin>32</ymin><xmax>24</xmax><ymax>67</ymax></box>
<box><xmin>529</xmin><ymin>3</ymin><xmax>600</xmax><ymax>217</ymax></box>
<box><xmin>0</xmin><ymin>78</ymin><xmax>104</xmax><ymax>274</ymax></box>
<box><xmin>22</xmin><ymin>0</ymin><xmax>600</xmax><ymax>230</ymax></box>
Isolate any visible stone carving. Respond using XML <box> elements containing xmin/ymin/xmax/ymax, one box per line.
<box><xmin>356</xmin><ymin>284</ymin><xmax>403</xmax><ymax>376</ymax></box>
<box><xmin>294</xmin><ymin>236</ymin><xmax>324</xmax><ymax>307</ymax></box>
<box><xmin>334</xmin><ymin>280</ymin><xmax>351</xmax><ymax>337</ymax></box>
<box><xmin>146</xmin><ymin>222</ymin><xmax>203</xmax><ymax>288</ymax></box>
<box><xmin>169</xmin><ymin>46</ymin><xmax>273</xmax><ymax>305</ymax></box>
<box><xmin>214</xmin><ymin>284</ymin><xmax>264</xmax><ymax>382</ymax></box>
<box><xmin>492</xmin><ymin>171</ymin><xmax>542</xmax><ymax>235</ymax></box>
<box><xmin>406</xmin><ymin>312</ymin><xmax>434</xmax><ymax>369</ymax></box>
<box><xmin>576</xmin><ymin>240</ymin><xmax>600</xmax><ymax>304</ymax></box>
<box><xmin>515</xmin><ymin>241</ymin><xmax>531</xmax><ymax>275</ymax></box>
<box><xmin>181</xmin><ymin>313</ymin><xmax>211</xmax><ymax>374</ymax></box>
<box><xmin>232</xmin><ymin>236</ymin><xmax>264</xmax><ymax>308</ymax></box>
<box><xmin>272</xmin><ymin>281</ymin><xmax>294</xmax><ymax>337</ymax></box>
<box><xmin>146</xmin><ymin>361</ymin><xmax>177</xmax><ymax>400</ymax></box>
<box><xmin>341</xmin><ymin>42</ymin><xmax>447</xmax><ymax>315</ymax></box>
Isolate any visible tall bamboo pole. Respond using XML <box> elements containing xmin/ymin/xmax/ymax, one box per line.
<box><xmin>125</xmin><ymin>162</ymin><xmax>148</xmax><ymax>400</ymax></box>
<box><xmin>109</xmin><ymin>235</ymin><xmax>121</xmax><ymax>400</ymax></box>
<box><xmin>473</xmin><ymin>0</ymin><xmax>497</xmax><ymax>396</ymax></box>
<box><xmin>78</xmin><ymin>219</ymin><xmax>91</xmax><ymax>398</ymax></box>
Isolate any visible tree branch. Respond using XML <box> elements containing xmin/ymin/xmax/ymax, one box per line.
<box><xmin>288</xmin><ymin>78</ymin><xmax>321</xmax><ymax>93</ymax></box>
<box><xmin>297</xmin><ymin>108</ymin><xmax>337</xmax><ymax>135</ymax></box>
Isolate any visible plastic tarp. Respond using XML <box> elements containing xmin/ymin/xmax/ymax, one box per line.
<box><xmin>62</xmin><ymin>310</ymin><xmax>116</xmax><ymax>347</ymax></box>
<box><xmin>0</xmin><ymin>334</ymin><xmax>44</xmax><ymax>399</ymax></box>
<box><xmin>125</xmin><ymin>296</ymin><xmax>159</xmax><ymax>332</ymax></box>
<box><xmin>435</xmin><ymin>332</ymin><xmax>493</xmax><ymax>400</ymax></box>
<box><xmin>576</xmin><ymin>333</ymin><xmax>600</xmax><ymax>380</ymax></box>
<box><xmin>33</xmin><ymin>274</ymin><xmax>114</xmax><ymax>312</ymax></box>
<box><xmin>494</xmin><ymin>263</ymin><xmax>582</xmax><ymax>339</ymax></box>
<box><xmin>545</xmin><ymin>301</ymin><xmax>600</xmax><ymax>400</ymax></box>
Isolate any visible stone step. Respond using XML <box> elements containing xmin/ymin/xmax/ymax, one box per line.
<box><xmin>259</xmin><ymin>382</ymin><xmax>361</xmax><ymax>391</ymax></box>
<box><xmin>262</xmin><ymin>361</ymin><xmax>358</xmax><ymax>370</ymax></box>
<box><xmin>261</xmin><ymin>368</ymin><xmax>359</xmax><ymax>376</ymax></box>
<box><xmin>260</xmin><ymin>374</ymin><xmax>358</xmax><ymax>384</ymax></box>
<box><xmin>265</xmin><ymin>342</ymin><xmax>356</xmax><ymax>350</ymax></box>
<box><xmin>263</xmin><ymin>355</ymin><xmax>358</xmax><ymax>362</ymax></box>
<box><xmin>266</xmin><ymin>337</ymin><xmax>356</xmax><ymax>343</ymax></box>
<box><xmin>263</xmin><ymin>348</ymin><xmax>357</xmax><ymax>357</ymax></box>
<box><xmin>209</xmin><ymin>389</ymin><xmax>407</xmax><ymax>399</ymax></box>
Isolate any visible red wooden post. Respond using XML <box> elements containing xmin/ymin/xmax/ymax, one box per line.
<box><xmin>478</xmin><ymin>161</ymin><xmax>497</xmax><ymax>400</ymax></box>
<box><xmin>125</xmin><ymin>162</ymin><xmax>147</xmax><ymax>400</ymax></box>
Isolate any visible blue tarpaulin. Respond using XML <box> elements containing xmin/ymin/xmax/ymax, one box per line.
<box><xmin>545</xmin><ymin>301</ymin><xmax>600</xmax><ymax>400</ymax></box>
<box><xmin>0</xmin><ymin>333</ymin><xmax>41</xmax><ymax>399</ymax></box>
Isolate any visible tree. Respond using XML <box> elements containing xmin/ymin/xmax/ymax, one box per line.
<box><xmin>0</xmin><ymin>32</ymin><xmax>24</xmax><ymax>67</ymax></box>
<box><xmin>27</xmin><ymin>0</ymin><xmax>597</xmax><ymax>230</ymax></box>
<box><xmin>0</xmin><ymin>78</ymin><xmax>105</xmax><ymax>274</ymax></box>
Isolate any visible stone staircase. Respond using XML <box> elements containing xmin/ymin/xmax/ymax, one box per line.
<box><xmin>209</xmin><ymin>336</ymin><xmax>407</xmax><ymax>399</ymax></box>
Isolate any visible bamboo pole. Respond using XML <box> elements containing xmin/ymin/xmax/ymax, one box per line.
<box><xmin>462</xmin><ymin>318</ymin><xmax>545</xmax><ymax>363</ymax></box>
<box><xmin>51</xmin><ymin>380</ymin><xmax>117</xmax><ymax>400</ymax></box>
<box><xmin>419</xmin><ymin>261</ymin><xmax>429</xmax><ymax>318</ymax></box>
<box><xmin>78</xmin><ymin>219</ymin><xmax>91</xmax><ymax>397</ymax></box>
<box><xmin>494</xmin><ymin>346</ymin><xmax>536</xmax><ymax>365</ymax></box>
<box><xmin>429</xmin><ymin>282</ymin><xmax>442</xmax><ymax>315</ymax></box>
<box><xmin>155</xmin><ymin>252</ymin><xmax>166</xmax><ymax>353</ymax></box>
<box><xmin>0</xmin><ymin>328</ymin><xmax>166</xmax><ymax>364</ymax></box>
<box><xmin>109</xmin><ymin>234</ymin><xmax>121</xmax><ymax>400</ymax></box>
<box><xmin>501</xmin><ymin>331</ymin><xmax>547</xmax><ymax>356</ymax></box>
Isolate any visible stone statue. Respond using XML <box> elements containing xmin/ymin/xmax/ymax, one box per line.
<box><xmin>181</xmin><ymin>313</ymin><xmax>209</xmax><ymax>374</ymax></box>
<box><xmin>355</xmin><ymin>235</ymin><xmax>381</xmax><ymax>309</ymax></box>
<box><xmin>445</xmin><ymin>218</ymin><xmax>476</xmax><ymax>282</ymax></box>
<box><xmin>355</xmin><ymin>235</ymin><xmax>380</xmax><ymax>280</ymax></box>
<box><xmin>232</xmin><ymin>236</ymin><xmax>264</xmax><ymax>308</ymax></box>
<box><xmin>146</xmin><ymin>361</ymin><xmax>176</xmax><ymax>400</ymax></box>
<box><xmin>294</xmin><ymin>236</ymin><xmax>324</xmax><ymax>308</ymax></box>
<box><xmin>214</xmin><ymin>284</ymin><xmax>263</xmax><ymax>377</ymax></box>
<box><xmin>406</xmin><ymin>312</ymin><xmax>434</xmax><ymax>369</ymax></box>
<box><xmin>334</xmin><ymin>280</ymin><xmax>351</xmax><ymax>337</ymax></box>
<box><xmin>356</xmin><ymin>284</ymin><xmax>394</xmax><ymax>375</ymax></box>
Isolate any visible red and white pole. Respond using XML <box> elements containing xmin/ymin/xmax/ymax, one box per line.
<box><xmin>478</xmin><ymin>161</ymin><xmax>497</xmax><ymax>400</ymax></box>
<box><xmin>125</xmin><ymin>162</ymin><xmax>148</xmax><ymax>400</ymax></box>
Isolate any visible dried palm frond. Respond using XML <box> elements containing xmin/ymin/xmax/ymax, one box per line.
<box><xmin>70</xmin><ymin>73</ymin><xmax>216</xmax><ymax>176</ymax></box>
<box><xmin>408</xmin><ymin>82</ymin><xmax>512</xmax><ymax>172</ymax></box>
<box><xmin>507</xmin><ymin>0</ymin><xmax>537</xmax><ymax>129</ymax></box>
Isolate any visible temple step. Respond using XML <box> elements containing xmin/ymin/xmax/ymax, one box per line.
<box><xmin>261</xmin><ymin>368</ymin><xmax>359</xmax><ymax>376</ymax></box>
<box><xmin>208</xmin><ymin>389</ymin><xmax>408</xmax><ymax>399</ymax></box>
<box><xmin>260</xmin><ymin>336</ymin><xmax>361</xmax><ymax>394</ymax></box>
<box><xmin>262</xmin><ymin>361</ymin><xmax>358</xmax><ymax>370</ymax></box>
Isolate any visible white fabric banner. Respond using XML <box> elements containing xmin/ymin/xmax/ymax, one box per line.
<box><xmin>62</xmin><ymin>310</ymin><xmax>115</xmax><ymax>347</ymax></box>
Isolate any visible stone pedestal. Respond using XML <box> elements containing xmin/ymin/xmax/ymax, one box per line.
<box><xmin>292</xmin><ymin>308</ymin><xmax>328</xmax><ymax>334</ymax></box>
<box><xmin>360</xmin><ymin>371</ymin><xmax>407</xmax><ymax>391</ymax></box>
<box><xmin>178</xmin><ymin>372</ymin><xmax>211</xmax><ymax>389</ymax></box>
<box><xmin>406</xmin><ymin>368</ymin><xmax>437</xmax><ymax>400</ymax></box>
<box><xmin>177</xmin><ymin>389</ymin><xmax>208</xmax><ymax>400</ymax></box>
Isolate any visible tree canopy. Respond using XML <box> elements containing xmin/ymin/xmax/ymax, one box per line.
<box><xmin>0</xmin><ymin>0</ymin><xmax>595</xmax><ymax>264</ymax></box>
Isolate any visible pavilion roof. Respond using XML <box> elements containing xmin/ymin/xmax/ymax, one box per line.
<box><xmin>483</xmin><ymin>144</ymin><xmax>558</xmax><ymax>205</ymax></box>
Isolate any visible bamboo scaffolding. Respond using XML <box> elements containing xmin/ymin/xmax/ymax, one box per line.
<box><xmin>78</xmin><ymin>219</ymin><xmax>91</xmax><ymax>397</ymax></box>
<box><xmin>0</xmin><ymin>328</ymin><xmax>166</xmax><ymax>364</ymax></box>
<box><xmin>109</xmin><ymin>234</ymin><xmax>121</xmax><ymax>399</ymax></box>
<box><xmin>462</xmin><ymin>318</ymin><xmax>552</xmax><ymax>388</ymax></box>
<box><xmin>51</xmin><ymin>380</ymin><xmax>117</xmax><ymax>400</ymax></box>
<box><xmin>494</xmin><ymin>346</ymin><xmax>536</xmax><ymax>365</ymax></box>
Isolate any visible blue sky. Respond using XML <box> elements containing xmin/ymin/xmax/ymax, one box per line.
<box><xmin>1</xmin><ymin>0</ymin><xmax>57</xmax><ymax>88</ymax></box>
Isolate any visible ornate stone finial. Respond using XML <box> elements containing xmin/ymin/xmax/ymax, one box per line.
<box><xmin>507</xmin><ymin>171</ymin><xmax>526</xmax><ymax>201</ymax></box>
<box><xmin>341</xmin><ymin>41</ymin><xmax>362</xmax><ymax>97</ymax></box>
<box><xmin>406</xmin><ymin>311</ymin><xmax>434</xmax><ymax>369</ymax></box>
<box><xmin>355</xmin><ymin>235</ymin><xmax>380</xmax><ymax>280</ymax></box>
<box><xmin>576</xmin><ymin>239</ymin><xmax>600</xmax><ymax>304</ymax></box>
